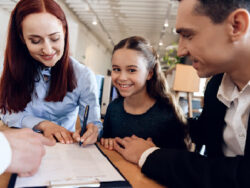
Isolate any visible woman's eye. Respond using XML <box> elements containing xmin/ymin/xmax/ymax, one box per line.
<box><xmin>31</xmin><ymin>39</ymin><xmax>40</xmax><ymax>44</ymax></box>
<box><xmin>51</xmin><ymin>37</ymin><xmax>60</xmax><ymax>42</ymax></box>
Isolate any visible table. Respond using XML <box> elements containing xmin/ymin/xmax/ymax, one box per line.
<box><xmin>98</xmin><ymin>143</ymin><xmax>165</xmax><ymax>188</ymax></box>
<box><xmin>0</xmin><ymin>125</ymin><xmax>165</xmax><ymax>188</ymax></box>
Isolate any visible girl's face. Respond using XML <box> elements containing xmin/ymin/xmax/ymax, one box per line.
<box><xmin>111</xmin><ymin>48</ymin><xmax>152</xmax><ymax>99</ymax></box>
<box><xmin>22</xmin><ymin>12</ymin><xmax>65</xmax><ymax>67</ymax></box>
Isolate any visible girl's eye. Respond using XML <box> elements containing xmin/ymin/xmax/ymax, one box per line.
<box><xmin>112</xmin><ymin>68</ymin><xmax>120</xmax><ymax>72</ymax></box>
<box><xmin>128</xmin><ymin>69</ymin><xmax>136</xmax><ymax>73</ymax></box>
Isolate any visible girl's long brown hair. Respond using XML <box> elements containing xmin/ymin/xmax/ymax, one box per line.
<box><xmin>0</xmin><ymin>0</ymin><xmax>76</xmax><ymax>114</ymax></box>
<box><xmin>113</xmin><ymin>36</ymin><xmax>192</xmax><ymax>150</ymax></box>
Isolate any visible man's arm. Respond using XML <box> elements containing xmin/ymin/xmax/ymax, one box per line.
<box><xmin>1</xmin><ymin>128</ymin><xmax>55</xmax><ymax>177</ymax></box>
<box><xmin>114</xmin><ymin>136</ymin><xmax>250</xmax><ymax>188</ymax></box>
<box><xmin>141</xmin><ymin>148</ymin><xmax>250</xmax><ymax>188</ymax></box>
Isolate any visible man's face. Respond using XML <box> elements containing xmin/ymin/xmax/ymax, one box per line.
<box><xmin>176</xmin><ymin>0</ymin><xmax>234</xmax><ymax>78</ymax></box>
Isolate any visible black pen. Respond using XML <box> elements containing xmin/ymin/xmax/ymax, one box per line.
<box><xmin>79</xmin><ymin>105</ymin><xmax>89</xmax><ymax>146</ymax></box>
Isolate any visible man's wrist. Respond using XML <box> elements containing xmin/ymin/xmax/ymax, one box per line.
<box><xmin>138</xmin><ymin>147</ymin><xmax>160</xmax><ymax>168</ymax></box>
<box><xmin>0</xmin><ymin>132</ymin><xmax>12</xmax><ymax>174</ymax></box>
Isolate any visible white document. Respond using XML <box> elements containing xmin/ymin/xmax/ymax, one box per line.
<box><xmin>15</xmin><ymin>143</ymin><xmax>124</xmax><ymax>187</ymax></box>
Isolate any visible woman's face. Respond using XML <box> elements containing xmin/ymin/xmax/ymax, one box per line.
<box><xmin>22</xmin><ymin>12</ymin><xmax>65</xmax><ymax>67</ymax></box>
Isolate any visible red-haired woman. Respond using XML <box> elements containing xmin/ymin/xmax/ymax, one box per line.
<box><xmin>0</xmin><ymin>0</ymin><xmax>102</xmax><ymax>146</ymax></box>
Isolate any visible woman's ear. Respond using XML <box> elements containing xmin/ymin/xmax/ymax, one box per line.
<box><xmin>227</xmin><ymin>8</ymin><xmax>249</xmax><ymax>41</ymax></box>
<box><xmin>19</xmin><ymin>32</ymin><xmax>26</xmax><ymax>44</ymax></box>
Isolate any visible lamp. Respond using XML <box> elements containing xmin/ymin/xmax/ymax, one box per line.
<box><xmin>171</xmin><ymin>64</ymin><xmax>200</xmax><ymax>117</ymax></box>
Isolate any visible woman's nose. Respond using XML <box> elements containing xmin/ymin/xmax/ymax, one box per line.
<box><xmin>41</xmin><ymin>40</ymin><xmax>53</xmax><ymax>55</ymax></box>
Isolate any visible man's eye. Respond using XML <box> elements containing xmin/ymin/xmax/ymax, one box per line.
<box><xmin>182</xmin><ymin>34</ymin><xmax>192</xmax><ymax>39</ymax></box>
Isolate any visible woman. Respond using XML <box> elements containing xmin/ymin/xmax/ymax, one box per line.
<box><xmin>0</xmin><ymin>0</ymin><xmax>102</xmax><ymax>146</ymax></box>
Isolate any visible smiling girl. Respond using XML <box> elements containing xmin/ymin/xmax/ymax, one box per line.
<box><xmin>101</xmin><ymin>36</ymin><xmax>191</xmax><ymax>150</ymax></box>
<box><xmin>0</xmin><ymin>0</ymin><xmax>102</xmax><ymax>146</ymax></box>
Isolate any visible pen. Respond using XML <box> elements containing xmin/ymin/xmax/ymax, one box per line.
<box><xmin>79</xmin><ymin>105</ymin><xmax>89</xmax><ymax>146</ymax></box>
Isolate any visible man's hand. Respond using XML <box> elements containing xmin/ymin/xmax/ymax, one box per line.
<box><xmin>35</xmin><ymin>121</ymin><xmax>73</xmax><ymax>144</ymax></box>
<box><xmin>114</xmin><ymin>135</ymin><xmax>155</xmax><ymax>164</ymax></box>
<box><xmin>3</xmin><ymin>128</ymin><xmax>55</xmax><ymax>177</ymax></box>
<box><xmin>73</xmin><ymin>123</ymin><xmax>99</xmax><ymax>146</ymax></box>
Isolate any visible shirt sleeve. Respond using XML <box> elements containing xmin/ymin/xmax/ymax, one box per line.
<box><xmin>138</xmin><ymin>147</ymin><xmax>160</xmax><ymax>167</ymax></box>
<box><xmin>0</xmin><ymin>132</ymin><xmax>12</xmax><ymax>175</ymax></box>
<box><xmin>0</xmin><ymin>111</ymin><xmax>46</xmax><ymax>129</ymax></box>
<box><xmin>78</xmin><ymin>67</ymin><xmax>103</xmax><ymax>137</ymax></box>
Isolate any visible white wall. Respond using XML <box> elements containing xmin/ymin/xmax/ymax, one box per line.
<box><xmin>57</xmin><ymin>1</ymin><xmax>112</xmax><ymax>75</ymax></box>
<box><xmin>0</xmin><ymin>2</ymin><xmax>112</xmax><ymax>76</ymax></box>
<box><xmin>0</xmin><ymin>8</ymin><xmax>10</xmax><ymax>73</ymax></box>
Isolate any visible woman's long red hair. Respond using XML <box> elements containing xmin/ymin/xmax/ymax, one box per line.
<box><xmin>0</xmin><ymin>0</ymin><xmax>76</xmax><ymax>114</ymax></box>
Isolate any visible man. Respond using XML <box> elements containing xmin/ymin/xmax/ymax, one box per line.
<box><xmin>0</xmin><ymin>128</ymin><xmax>55</xmax><ymax>177</ymax></box>
<box><xmin>114</xmin><ymin>0</ymin><xmax>250</xmax><ymax>187</ymax></box>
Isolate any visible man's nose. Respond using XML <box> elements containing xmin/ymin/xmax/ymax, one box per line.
<box><xmin>177</xmin><ymin>39</ymin><xmax>188</xmax><ymax>58</ymax></box>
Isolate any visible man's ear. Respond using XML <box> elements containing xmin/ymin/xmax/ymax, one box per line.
<box><xmin>227</xmin><ymin>8</ymin><xmax>249</xmax><ymax>41</ymax></box>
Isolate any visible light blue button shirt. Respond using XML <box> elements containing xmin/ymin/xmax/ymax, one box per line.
<box><xmin>0</xmin><ymin>57</ymin><xmax>102</xmax><ymax>135</ymax></box>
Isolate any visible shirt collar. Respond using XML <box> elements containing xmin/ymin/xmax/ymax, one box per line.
<box><xmin>40</xmin><ymin>67</ymin><xmax>51</xmax><ymax>82</ymax></box>
<box><xmin>217</xmin><ymin>73</ymin><xmax>250</xmax><ymax>108</ymax></box>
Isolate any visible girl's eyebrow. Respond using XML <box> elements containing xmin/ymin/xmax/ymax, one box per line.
<box><xmin>127</xmin><ymin>65</ymin><xmax>138</xmax><ymax>68</ymax></box>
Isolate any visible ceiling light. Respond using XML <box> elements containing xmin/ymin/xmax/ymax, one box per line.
<box><xmin>164</xmin><ymin>20</ymin><xmax>169</xmax><ymax>28</ymax></box>
<box><xmin>92</xmin><ymin>17</ymin><xmax>97</xmax><ymax>25</ymax></box>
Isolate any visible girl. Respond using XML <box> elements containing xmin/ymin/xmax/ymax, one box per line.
<box><xmin>0</xmin><ymin>0</ymin><xmax>102</xmax><ymax>146</ymax></box>
<box><xmin>101</xmin><ymin>36</ymin><xmax>191</xmax><ymax>150</ymax></box>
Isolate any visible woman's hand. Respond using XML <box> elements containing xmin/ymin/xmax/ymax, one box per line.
<box><xmin>35</xmin><ymin>120</ymin><xmax>73</xmax><ymax>144</ymax></box>
<box><xmin>100</xmin><ymin>138</ymin><xmax>115</xmax><ymax>150</ymax></box>
<box><xmin>73</xmin><ymin>123</ymin><xmax>99</xmax><ymax>146</ymax></box>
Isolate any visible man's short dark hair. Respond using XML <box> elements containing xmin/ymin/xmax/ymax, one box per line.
<box><xmin>179</xmin><ymin>0</ymin><xmax>250</xmax><ymax>23</ymax></box>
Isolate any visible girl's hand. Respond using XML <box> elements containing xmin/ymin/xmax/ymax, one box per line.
<box><xmin>35</xmin><ymin>120</ymin><xmax>73</xmax><ymax>144</ymax></box>
<box><xmin>100</xmin><ymin>138</ymin><xmax>115</xmax><ymax>150</ymax></box>
<box><xmin>73</xmin><ymin>123</ymin><xmax>99</xmax><ymax>146</ymax></box>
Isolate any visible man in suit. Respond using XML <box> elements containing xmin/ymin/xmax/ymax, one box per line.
<box><xmin>114</xmin><ymin>0</ymin><xmax>250</xmax><ymax>187</ymax></box>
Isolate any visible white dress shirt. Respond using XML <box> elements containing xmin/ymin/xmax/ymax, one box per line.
<box><xmin>0</xmin><ymin>132</ymin><xmax>12</xmax><ymax>175</ymax></box>
<box><xmin>139</xmin><ymin>73</ymin><xmax>250</xmax><ymax>166</ymax></box>
<box><xmin>217</xmin><ymin>74</ymin><xmax>250</xmax><ymax>156</ymax></box>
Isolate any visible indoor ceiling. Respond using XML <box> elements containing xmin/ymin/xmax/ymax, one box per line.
<box><xmin>0</xmin><ymin>0</ymin><xmax>179</xmax><ymax>57</ymax></box>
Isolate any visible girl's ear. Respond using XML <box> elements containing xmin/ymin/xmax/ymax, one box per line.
<box><xmin>147</xmin><ymin>70</ymin><xmax>153</xmax><ymax>80</ymax></box>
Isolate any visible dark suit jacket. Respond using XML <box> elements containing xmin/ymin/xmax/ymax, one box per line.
<box><xmin>141</xmin><ymin>74</ymin><xmax>250</xmax><ymax>188</ymax></box>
